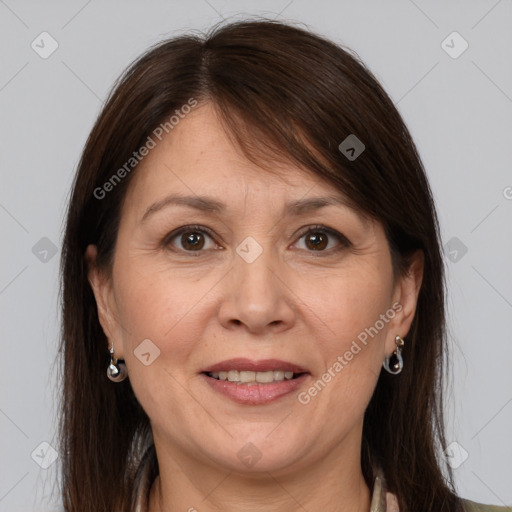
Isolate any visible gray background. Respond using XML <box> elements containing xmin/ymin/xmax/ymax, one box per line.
<box><xmin>0</xmin><ymin>1</ymin><xmax>511</xmax><ymax>510</ymax></box>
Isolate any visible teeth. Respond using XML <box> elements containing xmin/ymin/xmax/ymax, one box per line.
<box><xmin>208</xmin><ymin>370</ymin><xmax>298</xmax><ymax>383</ymax></box>
<box><xmin>227</xmin><ymin>370</ymin><xmax>239</xmax><ymax>381</ymax></box>
<box><xmin>256</xmin><ymin>371</ymin><xmax>274</xmax><ymax>383</ymax></box>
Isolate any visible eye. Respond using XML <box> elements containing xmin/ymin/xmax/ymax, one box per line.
<box><xmin>163</xmin><ymin>224</ymin><xmax>351</xmax><ymax>255</ymax></box>
<box><xmin>294</xmin><ymin>225</ymin><xmax>351</xmax><ymax>254</ymax></box>
<box><xmin>163</xmin><ymin>225</ymin><xmax>220</xmax><ymax>253</ymax></box>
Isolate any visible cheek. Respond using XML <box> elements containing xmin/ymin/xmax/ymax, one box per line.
<box><xmin>112</xmin><ymin>266</ymin><xmax>208</xmax><ymax>423</ymax></box>
<box><xmin>112</xmin><ymin>256</ymin><xmax>218</xmax><ymax>379</ymax></box>
<box><xmin>300</xmin><ymin>259</ymin><xmax>393</xmax><ymax>344</ymax></box>
<box><xmin>114</xmin><ymin>253</ymin><xmax>200</xmax><ymax>336</ymax></box>
<box><xmin>298</xmin><ymin>263</ymin><xmax>393</xmax><ymax>412</ymax></box>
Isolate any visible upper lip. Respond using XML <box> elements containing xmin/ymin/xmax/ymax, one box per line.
<box><xmin>202</xmin><ymin>358</ymin><xmax>309</xmax><ymax>374</ymax></box>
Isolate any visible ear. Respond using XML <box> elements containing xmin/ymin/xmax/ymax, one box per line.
<box><xmin>385</xmin><ymin>250</ymin><xmax>424</xmax><ymax>355</ymax></box>
<box><xmin>85</xmin><ymin>244</ymin><xmax>125</xmax><ymax>358</ymax></box>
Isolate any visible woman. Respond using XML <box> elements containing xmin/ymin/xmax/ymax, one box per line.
<box><xmin>59</xmin><ymin>19</ymin><xmax>511</xmax><ymax>512</ymax></box>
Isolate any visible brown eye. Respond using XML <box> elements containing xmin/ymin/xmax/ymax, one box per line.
<box><xmin>304</xmin><ymin>232</ymin><xmax>328</xmax><ymax>251</ymax></box>
<box><xmin>296</xmin><ymin>225</ymin><xmax>351</xmax><ymax>254</ymax></box>
<box><xmin>180</xmin><ymin>231</ymin><xmax>205</xmax><ymax>251</ymax></box>
<box><xmin>164</xmin><ymin>225</ymin><xmax>218</xmax><ymax>253</ymax></box>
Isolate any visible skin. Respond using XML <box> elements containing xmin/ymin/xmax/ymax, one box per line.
<box><xmin>86</xmin><ymin>102</ymin><xmax>423</xmax><ymax>512</ymax></box>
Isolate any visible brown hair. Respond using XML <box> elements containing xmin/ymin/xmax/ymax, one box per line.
<box><xmin>59</xmin><ymin>19</ymin><xmax>463</xmax><ymax>511</ymax></box>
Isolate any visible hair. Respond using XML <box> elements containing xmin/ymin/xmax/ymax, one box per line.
<box><xmin>59</xmin><ymin>18</ymin><xmax>463</xmax><ymax>512</ymax></box>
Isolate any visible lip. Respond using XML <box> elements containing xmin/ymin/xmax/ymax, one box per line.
<box><xmin>201</xmin><ymin>358</ymin><xmax>309</xmax><ymax>374</ymax></box>
<box><xmin>201</xmin><ymin>372</ymin><xmax>310</xmax><ymax>405</ymax></box>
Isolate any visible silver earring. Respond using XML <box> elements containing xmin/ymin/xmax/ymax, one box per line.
<box><xmin>383</xmin><ymin>335</ymin><xmax>405</xmax><ymax>375</ymax></box>
<box><xmin>107</xmin><ymin>344</ymin><xmax>127</xmax><ymax>382</ymax></box>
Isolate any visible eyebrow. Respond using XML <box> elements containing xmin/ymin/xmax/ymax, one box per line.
<box><xmin>140</xmin><ymin>193</ymin><xmax>364</xmax><ymax>223</ymax></box>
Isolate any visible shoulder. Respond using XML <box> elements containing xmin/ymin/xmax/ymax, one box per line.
<box><xmin>461</xmin><ymin>498</ymin><xmax>512</xmax><ymax>512</ymax></box>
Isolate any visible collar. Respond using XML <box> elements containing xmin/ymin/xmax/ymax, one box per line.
<box><xmin>132</xmin><ymin>446</ymin><xmax>400</xmax><ymax>512</ymax></box>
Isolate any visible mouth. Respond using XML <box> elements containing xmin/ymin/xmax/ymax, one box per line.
<box><xmin>200</xmin><ymin>358</ymin><xmax>310</xmax><ymax>405</ymax></box>
<box><xmin>203</xmin><ymin>370</ymin><xmax>307</xmax><ymax>384</ymax></box>
<box><xmin>201</xmin><ymin>357</ymin><xmax>309</xmax><ymax>382</ymax></box>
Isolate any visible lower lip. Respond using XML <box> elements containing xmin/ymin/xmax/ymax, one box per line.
<box><xmin>201</xmin><ymin>373</ymin><xmax>309</xmax><ymax>405</ymax></box>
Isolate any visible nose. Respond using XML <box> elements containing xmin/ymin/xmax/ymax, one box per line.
<box><xmin>217</xmin><ymin>246</ymin><xmax>296</xmax><ymax>335</ymax></box>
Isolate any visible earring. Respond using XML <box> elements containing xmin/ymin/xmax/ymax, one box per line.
<box><xmin>107</xmin><ymin>344</ymin><xmax>127</xmax><ymax>382</ymax></box>
<box><xmin>382</xmin><ymin>335</ymin><xmax>405</xmax><ymax>375</ymax></box>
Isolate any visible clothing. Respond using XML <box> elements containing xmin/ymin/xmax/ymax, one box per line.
<box><xmin>132</xmin><ymin>446</ymin><xmax>511</xmax><ymax>512</ymax></box>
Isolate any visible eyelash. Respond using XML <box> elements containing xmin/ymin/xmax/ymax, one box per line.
<box><xmin>162</xmin><ymin>224</ymin><xmax>351</xmax><ymax>256</ymax></box>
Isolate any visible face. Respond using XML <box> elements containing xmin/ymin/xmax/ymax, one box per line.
<box><xmin>87</xmin><ymin>102</ymin><xmax>422</xmax><ymax>477</ymax></box>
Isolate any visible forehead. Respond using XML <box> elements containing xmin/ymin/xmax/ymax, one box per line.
<box><xmin>123</xmin><ymin>102</ymin><xmax>344</xmax><ymax>211</ymax></box>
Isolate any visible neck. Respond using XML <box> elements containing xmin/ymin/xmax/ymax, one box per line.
<box><xmin>148</xmin><ymin>430</ymin><xmax>371</xmax><ymax>512</ymax></box>
<box><xmin>150</xmin><ymin>473</ymin><xmax>370</xmax><ymax>512</ymax></box>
